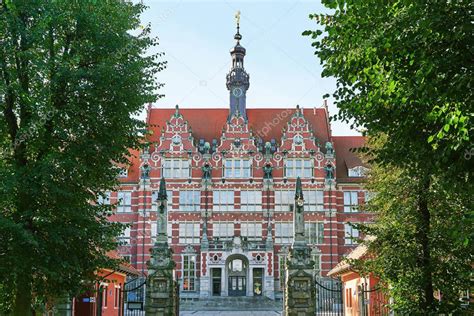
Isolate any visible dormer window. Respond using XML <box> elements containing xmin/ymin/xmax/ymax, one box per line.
<box><xmin>284</xmin><ymin>159</ymin><xmax>312</xmax><ymax>178</ymax></box>
<box><xmin>224</xmin><ymin>159</ymin><xmax>251</xmax><ymax>178</ymax></box>
<box><xmin>348</xmin><ymin>166</ymin><xmax>368</xmax><ymax>177</ymax></box>
<box><xmin>118</xmin><ymin>168</ymin><xmax>128</xmax><ymax>178</ymax></box>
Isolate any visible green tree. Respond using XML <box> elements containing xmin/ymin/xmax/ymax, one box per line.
<box><xmin>0</xmin><ymin>0</ymin><xmax>164</xmax><ymax>314</ymax></box>
<box><xmin>304</xmin><ymin>0</ymin><xmax>473</xmax><ymax>313</ymax></box>
<box><xmin>353</xmin><ymin>138</ymin><xmax>473</xmax><ymax>313</ymax></box>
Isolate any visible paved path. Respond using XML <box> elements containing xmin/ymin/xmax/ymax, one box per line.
<box><xmin>180</xmin><ymin>312</ymin><xmax>282</xmax><ymax>316</ymax></box>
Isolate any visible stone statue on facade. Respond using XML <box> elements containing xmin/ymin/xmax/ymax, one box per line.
<box><xmin>263</xmin><ymin>163</ymin><xmax>273</xmax><ymax>180</ymax></box>
<box><xmin>325</xmin><ymin>141</ymin><xmax>334</xmax><ymax>156</ymax></box>
<box><xmin>202</xmin><ymin>163</ymin><xmax>212</xmax><ymax>180</ymax></box>
<box><xmin>141</xmin><ymin>163</ymin><xmax>151</xmax><ymax>180</ymax></box>
<box><xmin>324</xmin><ymin>164</ymin><xmax>334</xmax><ymax>180</ymax></box>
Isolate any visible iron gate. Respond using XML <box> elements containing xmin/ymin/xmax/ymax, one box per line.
<box><xmin>315</xmin><ymin>277</ymin><xmax>344</xmax><ymax>316</ymax></box>
<box><xmin>358</xmin><ymin>283</ymin><xmax>390</xmax><ymax>316</ymax></box>
<box><xmin>119</xmin><ymin>277</ymin><xmax>146</xmax><ymax>316</ymax></box>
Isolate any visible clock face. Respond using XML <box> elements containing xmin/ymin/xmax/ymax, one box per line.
<box><xmin>232</xmin><ymin>87</ymin><xmax>243</xmax><ymax>98</ymax></box>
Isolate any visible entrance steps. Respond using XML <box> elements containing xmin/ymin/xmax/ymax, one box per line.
<box><xmin>180</xmin><ymin>296</ymin><xmax>283</xmax><ymax>311</ymax></box>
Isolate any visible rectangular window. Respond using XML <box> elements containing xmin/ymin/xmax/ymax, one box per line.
<box><xmin>182</xmin><ymin>255</ymin><xmax>196</xmax><ymax>291</ymax></box>
<box><xmin>344</xmin><ymin>191</ymin><xmax>359</xmax><ymax>213</ymax></box>
<box><xmin>213</xmin><ymin>222</ymin><xmax>234</xmax><ymax>239</ymax></box>
<box><xmin>304</xmin><ymin>222</ymin><xmax>324</xmax><ymax>244</ymax></box>
<box><xmin>97</xmin><ymin>191</ymin><xmax>111</xmax><ymax>205</ymax></box>
<box><xmin>117</xmin><ymin>191</ymin><xmax>132</xmax><ymax>213</ymax></box>
<box><xmin>179</xmin><ymin>190</ymin><xmax>201</xmax><ymax>212</ymax></box>
<box><xmin>312</xmin><ymin>254</ymin><xmax>321</xmax><ymax>276</ymax></box>
<box><xmin>275</xmin><ymin>190</ymin><xmax>293</xmax><ymax>212</ymax></box>
<box><xmin>275</xmin><ymin>222</ymin><xmax>293</xmax><ymax>244</ymax></box>
<box><xmin>344</xmin><ymin>224</ymin><xmax>359</xmax><ymax>245</ymax></box>
<box><xmin>118</xmin><ymin>227</ymin><xmax>131</xmax><ymax>245</ymax></box>
<box><xmin>241</xmin><ymin>222</ymin><xmax>262</xmax><ymax>241</ymax></box>
<box><xmin>224</xmin><ymin>159</ymin><xmax>251</xmax><ymax>178</ymax></box>
<box><xmin>241</xmin><ymin>190</ymin><xmax>262</xmax><ymax>212</ymax></box>
<box><xmin>213</xmin><ymin>190</ymin><xmax>234</xmax><ymax>211</ymax></box>
<box><xmin>114</xmin><ymin>286</ymin><xmax>119</xmax><ymax>308</ymax></box>
<box><xmin>284</xmin><ymin>159</ymin><xmax>312</xmax><ymax>178</ymax></box>
<box><xmin>179</xmin><ymin>222</ymin><xmax>200</xmax><ymax>244</ymax></box>
<box><xmin>162</xmin><ymin>158</ymin><xmax>190</xmax><ymax>179</ymax></box>
<box><xmin>103</xmin><ymin>286</ymin><xmax>108</xmax><ymax>307</ymax></box>
<box><xmin>303</xmin><ymin>190</ymin><xmax>324</xmax><ymax>212</ymax></box>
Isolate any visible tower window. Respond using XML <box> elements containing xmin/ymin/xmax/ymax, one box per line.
<box><xmin>284</xmin><ymin>159</ymin><xmax>312</xmax><ymax>178</ymax></box>
<box><xmin>224</xmin><ymin>159</ymin><xmax>251</xmax><ymax>178</ymax></box>
<box><xmin>162</xmin><ymin>158</ymin><xmax>190</xmax><ymax>179</ymax></box>
<box><xmin>118</xmin><ymin>227</ymin><xmax>131</xmax><ymax>245</ymax></box>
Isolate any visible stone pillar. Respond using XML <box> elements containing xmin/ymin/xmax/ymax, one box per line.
<box><xmin>145</xmin><ymin>178</ymin><xmax>179</xmax><ymax>316</ymax></box>
<box><xmin>283</xmin><ymin>177</ymin><xmax>316</xmax><ymax>316</ymax></box>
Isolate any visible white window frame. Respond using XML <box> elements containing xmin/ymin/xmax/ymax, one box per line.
<box><xmin>182</xmin><ymin>254</ymin><xmax>197</xmax><ymax>292</ymax></box>
<box><xmin>117</xmin><ymin>191</ymin><xmax>132</xmax><ymax>213</ymax></box>
<box><xmin>303</xmin><ymin>190</ymin><xmax>324</xmax><ymax>212</ymax></box>
<box><xmin>275</xmin><ymin>222</ymin><xmax>294</xmax><ymax>244</ymax></box>
<box><xmin>213</xmin><ymin>190</ymin><xmax>234</xmax><ymax>212</ymax></box>
<box><xmin>344</xmin><ymin>224</ymin><xmax>359</xmax><ymax>245</ymax></box>
<box><xmin>179</xmin><ymin>222</ymin><xmax>200</xmax><ymax>244</ymax></box>
<box><xmin>97</xmin><ymin>191</ymin><xmax>111</xmax><ymax>205</ymax></box>
<box><xmin>241</xmin><ymin>222</ymin><xmax>263</xmax><ymax>241</ymax></box>
<box><xmin>162</xmin><ymin>158</ymin><xmax>190</xmax><ymax>179</ymax></box>
<box><xmin>344</xmin><ymin>191</ymin><xmax>359</xmax><ymax>213</ymax></box>
<box><xmin>179</xmin><ymin>190</ymin><xmax>201</xmax><ymax>212</ymax></box>
<box><xmin>305</xmin><ymin>222</ymin><xmax>324</xmax><ymax>245</ymax></box>
<box><xmin>312</xmin><ymin>253</ymin><xmax>322</xmax><ymax>276</ymax></box>
<box><xmin>240</xmin><ymin>190</ymin><xmax>262</xmax><ymax>212</ymax></box>
<box><xmin>118</xmin><ymin>227</ymin><xmax>131</xmax><ymax>245</ymax></box>
<box><xmin>284</xmin><ymin>159</ymin><xmax>312</xmax><ymax>178</ymax></box>
<box><xmin>213</xmin><ymin>222</ymin><xmax>234</xmax><ymax>239</ymax></box>
<box><xmin>275</xmin><ymin>189</ymin><xmax>293</xmax><ymax>212</ymax></box>
<box><xmin>224</xmin><ymin>159</ymin><xmax>252</xmax><ymax>178</ymax></box>
<box><xmin>348</xmin><ymin>166</ymin><xmax>368</xmax><ymax>177</ymax></box>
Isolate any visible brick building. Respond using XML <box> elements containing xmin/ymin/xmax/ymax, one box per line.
<box><xmin>107</xmin><ymin>25</ymin><xmax>370</xmax><ymax>300</ymax></box>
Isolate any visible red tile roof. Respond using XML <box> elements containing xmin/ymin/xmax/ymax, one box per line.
<box><xmin>146</xmin><ymin>107</ymin><xmax>331</xmax><ymax>144</ymax></box>
<box><xmin>333</xmin><ymin>136</ymin><xmax>366</xmax><ymax>182</ymax></box>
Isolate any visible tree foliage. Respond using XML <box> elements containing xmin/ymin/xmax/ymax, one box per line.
<box><xmin>304</xmin><ymin>0</ymin><xmax>473</xmax><ymax>313</ymax></box>
<box><xmin>304</xmin><ymin>0</ymin><xmax>472</xmax><ymax>177</ymax></box>
<box><xmin>0</xmin><ymin>0</ymin><xmax>164</xmax><ymax>314</ymax></box>
<box><xmin>353</xmin><ymin>139</ymin><xmax>473</xmax><ymax>313</ymax></box>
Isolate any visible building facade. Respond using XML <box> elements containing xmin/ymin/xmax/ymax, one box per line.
<box><xmin>107</xmin><ymin>25</ymin><xmax>371</xmax><ymax>300</ymax></box>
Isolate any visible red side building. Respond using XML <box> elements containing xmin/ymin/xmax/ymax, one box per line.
<box><xmin>107</xmin><ymin>25</ymin><xmax>371</xmax><ymax>300</ymax></box>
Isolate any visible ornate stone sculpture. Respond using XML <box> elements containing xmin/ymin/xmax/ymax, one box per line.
<box><xmin>324</xmin><ymin>164</ymin><xmax>334</xmax><ymax>180</ymax></box>
<box><xmin>141</xmin><ymin>163</ymin><xmax>151</xmax><ymax>180</ymax></box>
<box><xmin>263</xmin><ymin>163</ymin><xmax>273</xmax><ymax>180</ymax></box>
<box><xmin>325</xmin><ymin>141</ymin><xmax>334</xmax><ymax>156</ymax></box>
<box><xmin>202</xmin><ymin>163</ymin><xmax>212</xmax><ymax>180</ymax></box>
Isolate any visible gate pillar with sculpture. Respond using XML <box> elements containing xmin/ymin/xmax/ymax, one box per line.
<box><xmin>283</xmin><ymin>177</ymin><xmax>316</xmax><ymax>316</ymax></box>
<box><xmin>145</xmin><ymin>178</ymin><xmax>179</xmax><ymax>315</ymax></box>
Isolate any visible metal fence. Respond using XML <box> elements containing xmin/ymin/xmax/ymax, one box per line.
<box><xmin>315</xmin><ymin>277</ymin><xmax>344</xmax><ymax>316</ymax></box>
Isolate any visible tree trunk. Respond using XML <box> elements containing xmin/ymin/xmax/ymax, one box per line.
<box><xmin>418</xmin><ymin>176</ymin><xmax>434</xmax><ymax>311</ymax></box>
<box><xmin>13</xmin><ymin>274</ymin><xmax>32</xmax><ymax>316</ymax></box>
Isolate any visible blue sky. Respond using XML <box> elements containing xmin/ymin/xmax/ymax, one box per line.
<box><xmin>139</xmin><ymin>0</ymin><xmax>359</xmax><ymax>136</ymax></box>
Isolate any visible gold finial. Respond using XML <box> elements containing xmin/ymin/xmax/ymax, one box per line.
<box><xmin>235</xmin><ymin>10</ymin><xmax>241</xmax><ymax>26</ymax></box>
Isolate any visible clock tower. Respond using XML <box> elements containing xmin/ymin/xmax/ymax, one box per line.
<box><xmin>226</xmin><ymin>11</ymin><xmax>250</xmax><ymax>121</ymax></box>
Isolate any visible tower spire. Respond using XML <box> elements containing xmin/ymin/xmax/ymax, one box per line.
<box><xmin>226</xmin><ymin>10</ymin><xmax>249</xmax><ymax>121</ymax></box>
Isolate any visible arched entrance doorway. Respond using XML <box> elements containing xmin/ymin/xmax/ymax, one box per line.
<box><xmin>226</xmin><ymin>255</ymin><xmax>248</xmax><ymax>296</ymax></box>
